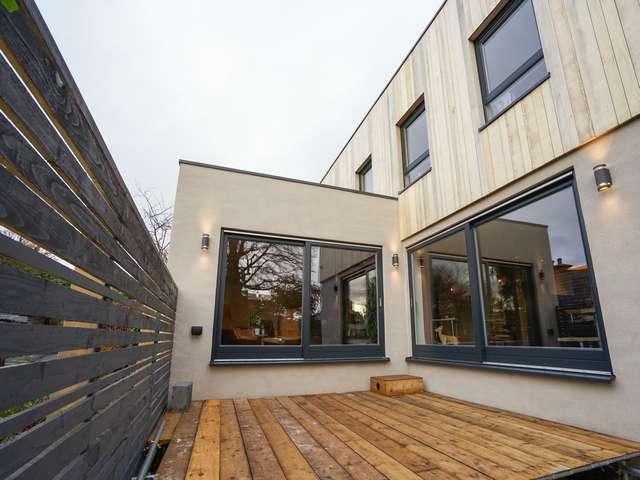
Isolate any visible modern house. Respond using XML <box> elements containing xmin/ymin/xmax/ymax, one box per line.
<box><xmin>168</xmin><ymin>0</ymin><xmax>640</xmax><ymax>445</ymax></box>
<box><xmin>2</xmin><ymin>0</ymin><xmax>640</xmax><ymax>478</ymax></box>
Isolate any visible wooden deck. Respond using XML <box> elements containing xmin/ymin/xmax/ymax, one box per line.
<box><xmin>156</xmin><ymin>391</ymin><xmax>640</xmax><ymax>480</ymax></box>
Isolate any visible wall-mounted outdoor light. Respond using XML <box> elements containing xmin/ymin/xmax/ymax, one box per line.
<box><xmin>392</xmin><ymin>253</ymin><xmax>400</xmax><ymax>268</ymax></box>
<box><xmin>201</xmin><ymin>233</ymin><xmax>210</xmax><ymax>252</ymax></box>
<box><xmin>593</xmin><ymin>164</ymin><xmax>612</xmax><ymax>192</ymax></box>
<box><xmin>191</xmin><ymin>326</ymin><xmax>203</xmax><ymax>336</ymax></box>
<box><xmin>419</xmin><ymin>257</ymin><xmax>425</xmax><ymax>269</ymax></box>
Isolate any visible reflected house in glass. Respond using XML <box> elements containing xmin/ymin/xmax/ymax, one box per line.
<box><xmin>311</xmin><ymin>246</ymin><xmax>378</xmax><ymax>345</ymax></box>
<box><xmin>168</xmin><ymin>0</ymin><xmax>640</xmax><ymax>445</ymax></box>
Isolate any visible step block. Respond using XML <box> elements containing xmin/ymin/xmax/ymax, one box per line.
<box><xmin>370</xmin><ymin>375</ymin><xmax>424</xmax><ymax>396</ymax></box>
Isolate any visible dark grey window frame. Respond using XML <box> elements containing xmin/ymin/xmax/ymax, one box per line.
<box><xmin>211</xmin><ymin>231</ymin><xmax>386</xmax><ymax>365</ymax></box>
<box><xmin>400</xmin><ymin>103</ymin><xmax>431</xmax><ymax>188</ymax></box>
<box><xmin>475</xmin><ymin>0</ymin><xmax>548</xmax><ymax>123</ymax></box>
<box><xmin>407</xmin><ymin>174</ymin><xmax>614</xmax><ymax>380</ymax></box>
<box><xmin>357</xmin><ymin>156</ymin><xmax>373</xmax><ymax>193</ymax></box>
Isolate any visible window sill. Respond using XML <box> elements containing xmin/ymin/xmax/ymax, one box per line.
<box><xmin>478</xmin><ymin>72</ymin><xmax>551</xmax><ymax>132</ymax></box>
<box><xmin>211</xmin><ymin>356</ymin><xmax>390</xmax><ymax>366</ymax></box>
<box><xmin>398</xmin><ymin>167</ymin><xmax>432</xmax><ymax>195</ymax></box>
<box><xmin>405</xmin><ymin>356</ymin><xmax>615</xmax><ymax>383</ymax></box>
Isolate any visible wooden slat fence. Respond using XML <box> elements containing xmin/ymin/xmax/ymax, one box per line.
<box><xmin>0</xmin><ymin>1</ymin><xmax>177</xmax><ymax>478</ymax></box>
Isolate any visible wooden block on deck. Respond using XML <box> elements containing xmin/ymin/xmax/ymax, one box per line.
<box><xmin>370</xmin><ymin>375</ymin><xmax>424</xmax><ymax>396</ymax></box>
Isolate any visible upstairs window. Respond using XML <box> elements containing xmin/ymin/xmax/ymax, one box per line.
<box><xmin>357</xmin><ymin>157</ymin><xmax>373</xmax><ymax>193</ymax></box>
<box><xmin>476</xmin><ymin>0</ymin><xmax>547</xmax><ymax>121</ymax></box>
<box><xmin>400</xmin><ymin>103</ymin><xmax>430</xmax><ymax>187</ymax></box>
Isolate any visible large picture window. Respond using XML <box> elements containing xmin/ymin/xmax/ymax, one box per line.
<box><xmin>475</xmin><ymin>0</ymin><xmax>548</xmax><ymax>121</ymax></box>
<box><xmin>213</xmin><ymin>232</ymin><xmax>384</xmax><ymax>363</ymax></box>
<box><xmin>408</xmin><ymin>176</ymin><xmax>612</xmax><ymax>377</ymax></box>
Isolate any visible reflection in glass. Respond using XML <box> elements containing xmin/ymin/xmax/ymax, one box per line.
<box><xmin>402</xmin><ymin>106</ymin><xmax>431</xmax><ymax>186</ymax></box>
<box><xmin>359</xmin><ymin>162</ymin><xmax>373</xmax><ymax>193</ymax></box>
<box><xmin>476</xmin><ymin>186</ymin><xmax>601</xmax><ymax>348</ymax></box>
<box><xmin>411</xmin><ymin>231</ymin><xmax>475</xmax><ymax>345</ymax></box>
<box><xmin>481</xmin><ymin>0</ymin><xmax>542</xmax><ymax>92</ymax></box>
<box><xmin>477</xmin><ymin>0</ymin><xmax>547</xmax><ymax>120</ymax></box>
<box><xmin>310</xmin><ymin>246</ymin><xmax>378</xmax><ymax>345</ymax></box>
<box><xmin>405</xmin><ymin>109</ymin><xmax>429</xmax><ymax>166</ymax></box>
<box><xmin>221</xmin><ymin>238</ymin><xmax>303</xmax><ymax>345</ymax></box>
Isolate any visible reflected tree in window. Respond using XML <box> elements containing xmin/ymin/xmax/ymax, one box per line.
<box><xmin>222</xmin><ymin>239</ymin><xmax>304</xmax><ymax>345</ymax></box>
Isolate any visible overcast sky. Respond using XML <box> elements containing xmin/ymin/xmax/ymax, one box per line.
<box><xmin>36</xmin><ymin>1</ymin><xmax>441</xmax><ymax>207</ymax></box>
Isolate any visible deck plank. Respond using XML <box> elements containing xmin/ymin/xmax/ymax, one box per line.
<box><xmin>173</xmin><ymin>391</ymin><xmax>640</xmax><ymax>480</ymax></box>
<box><xmin>276</xmin><ymin>396</ymin><xmax>387</xmax><ymax>480</ymax></box>
<box><xmin>404</xmin><ymin>393</ymin><xmax>622</xmax><ymax>461</ymax></box>
<box><xmin>318</xmin><ymin>394</ymin><xmax>529</xmax><ymax>480</ymax></box>
<box><xmin>234</xmin><ymin>399</ymin><xmax>286</xmax><ymax>480</ymax></box>
<box><xmin>248</xmin><ymin>399</ymin><xmax>318</xmax><ymax>479</ymax></box>
<box><xmin>291</xmin><ymin>395</ymin><xmax>425</xmax><ymax>480</ymax></box>
<box><xmin>186</xmin><ymin>400</ymin><xmax>221</xmax><ymax>480</ymax></box>
<box><xmin>156</xmin><ymin>401</ymin><xmax>203</xmax><ymax>480</ymax></box>
<box><xmin>263</xmin><ymin>397</ymin><xmax>350</xmax><ymax>480</ymax></box>
<box><xmin>308</xmin><ymin>395</ymin><xmax>464</xmax><ymax>480</ymax></box>
<box><xmin>350</xmin><ymin>392</ymin><xmax>573</xmax><ymax>477</ymax></box>
<box><xmin>157</xmin><ymin>411</ymin><xmax>184</xmax><ymax>444</ymax></box>
<box><xmin>426</xmin><ymin>391</ymin><xmax>640</xmax><ymax>453</ymax></box>
<box><xmin>317</xmin><ymin>394</ymin><xmax>497</xmax><ymax>480</ymax></box>
<box><xmin>220</xmin><ymin>400</ymin><xmax>251</xmax><ymax>480</ymax></box>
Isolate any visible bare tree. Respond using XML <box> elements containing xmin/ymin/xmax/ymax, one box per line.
<box><xmin>136</xmin><ymin>187</ymin><xmax>172</xmax><ymax>263</ymax></box>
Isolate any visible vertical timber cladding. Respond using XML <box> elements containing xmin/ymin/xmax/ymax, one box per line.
<box><xmin>320</xmin><ymin>0</ymin><xmax>640</xmax><ymax>239</ymax></box>
<box><xmin>0</xmin><ymin>2</ymin><xmax>177</xmax><ymax>479</ymax></box>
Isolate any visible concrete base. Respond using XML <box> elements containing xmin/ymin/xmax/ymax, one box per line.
<box><xmin>169</xmin><ymin>381</ymin><xmax>193</xmax><ymax>411</ymax></box>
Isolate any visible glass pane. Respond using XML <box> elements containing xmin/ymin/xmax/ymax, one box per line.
<box><xmin>476</xmin><ymin>186</ymin><xmax>601</xmax><ymax>348</ymax></box>
<box><xmin>411</xmin><ymin>231</ymin><xmax>475</xmax><ymax>345</ymax></box>
<box><xmin>404</xmin><ymin>156</ymin><xmax>430</xmax><ymax>186</ymax></box>
<box><xmin>221</xmin><ymin>238</ymin><xmax>303</xmax><ymax>345</ymax></box>
<box><xmin>404</xmin><ymin>109</ymin><xmax>428</xmax><ymax>166</ymax></box>
<box><xmin>480</xmin><ymin>0</ymin><xmax>542</xmax><ymax>93</ymax></box>
<box><xmin>484</xmin><ymin>58</ymin><xmax>547</xmax><ymax>120</ymax></box>
<box><xmin>360</xmin><ymin>164</ymin><xmax>373</xmax><ymax>193</ymax></box>
<box><xmin>310</xmin><ymin>246</ymin><xmax>378</xmax><ymax>345</ymax></box>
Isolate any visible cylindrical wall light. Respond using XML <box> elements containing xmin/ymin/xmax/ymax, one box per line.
<box><xmin>593</xmin><ymin>164</ymin><xmax>612</xmax><ymax>192</ymax></box>
<box><xmin>201</xmin><ymin>233</ymin><xmax>210</xmax><ymax>252</ymax></box>
<box><xmin>392</xmin><ymin>253</ymin><xmax>399</xmax><ymax>268</ymax></box>
<box><xmin>419</xmin><ymin>257</ymin><xmax>425</xmax><ymax>269</ymax></box>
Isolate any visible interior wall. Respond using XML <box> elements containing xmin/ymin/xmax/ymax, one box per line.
<box><xmin>168</xmin><ymin>165</ymin><xmax>406</xmax><ymax>400</ymax></box>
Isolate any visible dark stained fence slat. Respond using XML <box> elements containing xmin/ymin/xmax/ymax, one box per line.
<box><xmin>0</xmin><ymin>55</ymin><xmax>175</xmax><ymax>309</ymax></box>
<box><xmin>94</xmin><ymin>388</ymin><xmax>165</xmax><ymax>480</ymax></box>
<box><xmin>0</xmin><ymin>232</ymin><xmax>131</xmax><ymax>306</ymax></box>
<box><xmin>0</xmin><ymin>2</ymin><xmax>176</xmax><ymax>477</ymax></box>
<box><xmin>0</xmin><ymin>79</ymin><xmax>174</xmax><ymax>308</ymax></box>
<box><xmin>0</xmin><ymin>323</ymin><xmax>160</xmax><ymax>357</ymax></box>
<box><xmin>0</xmin><ymin>355</ymin><xmax>154</xmax><ymax>439</ymax></box>
<box><xmin>0</xmin><ymin>362</ymin><xmax>152</xmax><ymax>478</ymax></box>
<box><xmin>89</xmin><ymin>403</ymin><xmax>152</xmax><ymax>480</ymax></box>
<box><xmin>0</xmin><ymin>262</ymin><xmax>171</xmax><ymax>333</ymax></box>
<box><xmin>8</xmin><ymin>375</ymin><xmax>152</xmax><ymax>480</ymax></box>
<box><xmin>0</xmin><ymin>342</ymin><xmax>165</xmax><ymax>412</ymax></box>
<box><xmin>0</xmin><ymin>3</ymin><xmax>177</xmax><ymax>303</ymax></box>
<box><xmin>0</xmin><ymin>167</ymin><xmax>174</xmax><ymax>318</ymax></box>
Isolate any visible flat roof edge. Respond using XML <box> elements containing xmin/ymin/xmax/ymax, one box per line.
<box><xmin>178</xmin><ymin>159</ymin><xmax>398</xmax><ymax>201</ymax></box>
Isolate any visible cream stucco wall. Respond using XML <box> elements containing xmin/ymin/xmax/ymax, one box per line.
<box><xmin>169</xmin><ymin>119</ymin><xmax>639</xmax><ymax>441</ymax></box>
<box><xmin>404</xmin><ymin>118</ymin><xmax>640</xmax><ymax>441</ymax></box>
<box><xmin>168</xmin><ymin>166</ymin><xmax>408</xmax><ymax>400</ymax></box>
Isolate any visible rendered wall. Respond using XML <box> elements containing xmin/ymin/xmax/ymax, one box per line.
<box><xmin>405</xmin><ymin>118</ymin><xmax>640</xmax><ymax>441</ymax></box>
<box><xmin>168</xmin><ymin>165</ymin><xmax>406</xmax><ymax>400</ymax></box>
